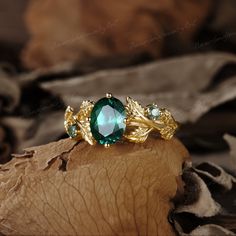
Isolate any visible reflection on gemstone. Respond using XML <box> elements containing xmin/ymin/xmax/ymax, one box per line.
<box><xmin>90</xmin><ymin>97</ymin><xmax>126</xmax><ymax>145</ymax></box>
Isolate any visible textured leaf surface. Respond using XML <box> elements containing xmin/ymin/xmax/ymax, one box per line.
<box><xmin>0</xmin><ymin>137</ymin><xmax>189</xmax><ymax>235</ymax></box>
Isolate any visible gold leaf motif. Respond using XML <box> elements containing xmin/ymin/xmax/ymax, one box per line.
<box><xmin>160</xmin><ymin>127</ymin><xmax>174</xmax><ymax>140</ymax></box>
<box><xmin>124</xmin><ymin>127</ymin><xmax>152</xmax><ymax>143</ymax></box>
<box><xmin>77</xmin><ymin>101</ymin><xmax>94</xmax><ymax>120</ymax></box>
<box><xmin>65</xmin><ymin>97</ymin><xmax>178</xmax><ymax>145</ymax></box>
<box><xmin>76</xmin><ymin>101</ymin><xmax>95</xmax><ymax>145</ymax></box>
<box><xmin>126</xmin><ymin>97</ymin><xmax>145</xmax><ymax>119</ymax></box>
<box><xmin>78</xmin><ymin>121</ymin><xmax>95</xmax><ymax>145</ymax></box>
<box><xmin>64</xmin><ymin>106</ymin><xmax>76</xmax><ymax>127</ymax></box>
<box><xmin>159</xmin><ymin>109</ymin><xmax>178</xmax><ymax>140</ymax></box>
<box><xmin>125</xmin><ymin>97</ymin><xmax>152</xmax><ymax>143</ymax></box>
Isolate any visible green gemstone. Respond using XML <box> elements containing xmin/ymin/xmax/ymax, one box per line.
<box><xmin>146</xmin><ymin>104</ymin><xmax>160</xmax><ymax>120</ymax></box>
<box><xmin>68</xmin><ymin>124</ymin><xmax>78</xmax><ymax>138</ymax></box>
<box><xmin>90</xmin><ymin>97</ymin><xmax>126</xmax><ymax>145</ymax></box>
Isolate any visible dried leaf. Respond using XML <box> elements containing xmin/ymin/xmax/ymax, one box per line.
<box><xmin>0</xmin><ymin>125</ymin><xmax>12</xmax><ymax>164</ymax></box>
<box><xmin>40</xmin><ymin>53</ymin><xmax>236</xmax><ymax>124</ymax></box>
<box><xmin>209</xmin><ymin>0</ymin><xmax>236</xmax><ymax>44</ymax></box>
<box><xmin>23</xmin><ymin>138</ymin><xmax>77</xmax><ymax>170</ymax></box>
<box><xmin>0</xmin><ymin>69</ymin><xmax>21</xmax><ymax>113</ymax></box>
<box><xmin>194</xmin><ymin>162</ymin><xmax>236</xmax><ymax>191</ymax></box>
<box><xmin>2</xmin><ymin>112</ymin><xmax>65</xmax><ymax>152</ymax></box>
<box><xmin>22</xmin><ymin>0</ymin><xmax>212</xmax><ymax>69</ymax></box>
<box><xmin>0</xmin><ymin>137</ymin><xmax>190</xmax><ymax>235</ymax></box>
<box><xmin>189</xmin><ymin>224</ymin><xmax>235</xmax><ymax>236</ymax></box>
<box><xmin>224</xmin><ymin>134</ymin><xmax>236</xmax><ymax>174</ymax></box>
<box><xmin>192</xmin><ymin>152</ymin><xmax>236</xmax><ymax>175</ymax></box>
<box><xmin>176</xmin><ymin>222</ymin><xmax>235</xmax><ymax>236</ymax></box>
<box><xmin>1</xmin><ymin>53</ymin><xmax>235</xmax><ymax>164</ymax></box>
<box><xmin>173</xmin><ymin>162</ymin><xmax>236</xmax><ymax>235</ymax></box>
<box><xmin>0</xmin><ymin>1</ymin><xmax>28</xmax><ymax>45</ymax></box>
<box><xmin>1</xmin><ymin>117</ymin><xmax>34</xmax><ymax>152</ymax></box>
<box><xmin>175</xmin><ymin>171</ymin><xmax>221</xmax><ymax>217</ymax></box>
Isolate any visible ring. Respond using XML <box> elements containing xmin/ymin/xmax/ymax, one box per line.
<box><xmin>64</xmin><ymin>93</ymin><xmax>179</xmax><ymax>147</ymax></box>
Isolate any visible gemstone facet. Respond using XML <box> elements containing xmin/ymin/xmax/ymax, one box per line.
<box><xmin>146</xmin><ymin>104</ymin><xmax>160</xmax><ymax>120</ymax></box>
<box><xmin>90</xmin><ymin>97</ymin><xmax>126</xmax><ymax>145</ymax></box>
<box><xmin>68</xmin><ymin>124</ymin><xmax>79</xmax><ymax>138</ymax></box>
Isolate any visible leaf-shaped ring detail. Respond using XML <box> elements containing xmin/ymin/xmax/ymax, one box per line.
<box><xmin>64</xmin><ymin>94</ymin><xmax>179</xmax><ymax>147</ymax></box>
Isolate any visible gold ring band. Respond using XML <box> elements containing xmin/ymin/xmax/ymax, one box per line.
<box><xmin>64</xmin><ymin>93</ymin><xmax>178</xmax><ymax>147</ymax></box>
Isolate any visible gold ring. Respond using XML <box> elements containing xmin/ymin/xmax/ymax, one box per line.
<box><xmin>64</xmin><ymin>93</ymin><xmax>179</xmax><ymax>147</ymax></box>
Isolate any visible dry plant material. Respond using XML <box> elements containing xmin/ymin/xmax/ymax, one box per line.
<box><xmin>0</xmin><ymin>137</ymin><xmax>190</xmax><ymax>235</ymax></box>
<box><xmin>209</xmin><ymin>0</ymin><xmax>236</xmax><ymax>44</ymax></box>
<box><xmin>22</xmin><ymin>0</ymin><xmax>212</xmax><ymax>69</ymax></box>
<box><xmin>0</xmin><ymin>69</ymin><xmax>20</xmax><ymax>113</ymax></box>
<box><xmin>184</xmin><ymin>225</ymin><xmax>235</xmax><ymax>236</ymax></box>
<box><xmin>2</xmin><ymin>53</ymin><xmax>236</xmax><ymax>158</ymax></box>
<box><xmin>0</xmin><ymin>125</ymin><xmax>11</xmax><ymax>164</ymax></box>
<box><xmin>173</xmin><ymin>162</ymin><xmax>236</xmax><ymax>235</ymax></box>
<box><xmin>0</xmin><ymin>1</ymin><xmax>28</xmax><ymax>45</ymax></box>
<box><xmin>224</xmin><ymin>134</ymin><xmax>236</xmax><ymax>174</ymax></box>
<box><xmin>1</xmin><ymin>137</ymin><xmax>235</xmax><ymax>236</ymax></box>
<box><xmin>40</xmin><ymin>53</ymin><xmax>236</xmax><ymax>123</ymax></box>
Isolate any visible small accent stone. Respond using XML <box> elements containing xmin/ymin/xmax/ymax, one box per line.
<box><xmin>90</xmin><ymin>97</ymin><xmax>126</xmax><ymax>145</ymax></box>
<box><xmin>68</xmin><ymin>124</ymin><xmax>78</xmax><ymax>138</ymax></box>
<box><xmin>146</xmin><ymin>104</ymin><xmax>160</xmax><ymax>120</ymax></box>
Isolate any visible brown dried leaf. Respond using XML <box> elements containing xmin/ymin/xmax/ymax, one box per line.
<box><xmin>2</xmin><ymin>112</ymin><xmax>65</xmax><ymax>152</ymax></box>
<box><xmin>0</xmin><ymin>69</ymin><xmax>21</xmax><ymax>112</ymax></box>
<box><xmin>0</xmin><ymin>137</ymin><xmax>190</xmax><ymax>235</ymax></box>
<box><xmin>22</xmin><ymin>0</ymin><xmax>212</xmax><ymax>69</ymax></box>
<box><xmin>175</xmin><ymin>171</ymin><xmax>221</xmax><ymax>217</ymax></box>
<box><xmin>40</xmin><ymin>53</ymin><xmax>236</xmax><ymax>124</ymax></box>
<box><xmin>210</xmin><ymin>0</ymin><xmax>236</xmax><ymax>44</ymax></box>
<box><xmin>2</xmin><ymin>53</ymin><xmax>236</xmax><ymax>161</ymax></box>
<box><xmin>195</xmin><ymin>135</ymin><xmax>236</xmax><ymax>175</ymax></box>
<box><xmin>188</xmin><ymin>224</ymin><xmax>235</xmax><ymax>236</ymax></box>
<box><xmin>0</xmin><ymin>1</ymin><xmax>28</xmax><ymax>45</ymax></box>
<box><xmin>176</xmin><ymin>223</ymin><xmax>235</xmax><ymax>236</ymax></box>
<box><xmin>224</xmin><ymin>134</ymin><xmax>236</xmax><ymax>174</ymax></box>
<box><xmin>173</xmin><ymin>162</ymin><xmax>236</xmax><ymax>235</ymax></box>
<box><xmin>194</xmin><ymin>162</ymin><xmax>236</xmax><ymax>190</ymax></box>
<box><xmin>0</xmin><ymin>125</ymin><xmax>11</xmax><ymax>164</ymax></box>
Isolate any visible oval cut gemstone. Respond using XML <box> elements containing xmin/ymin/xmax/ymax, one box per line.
<box><xmin>90</xmin><ymin>97</ymin><xmax>126</xmax><ymax>145</ymax></box>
